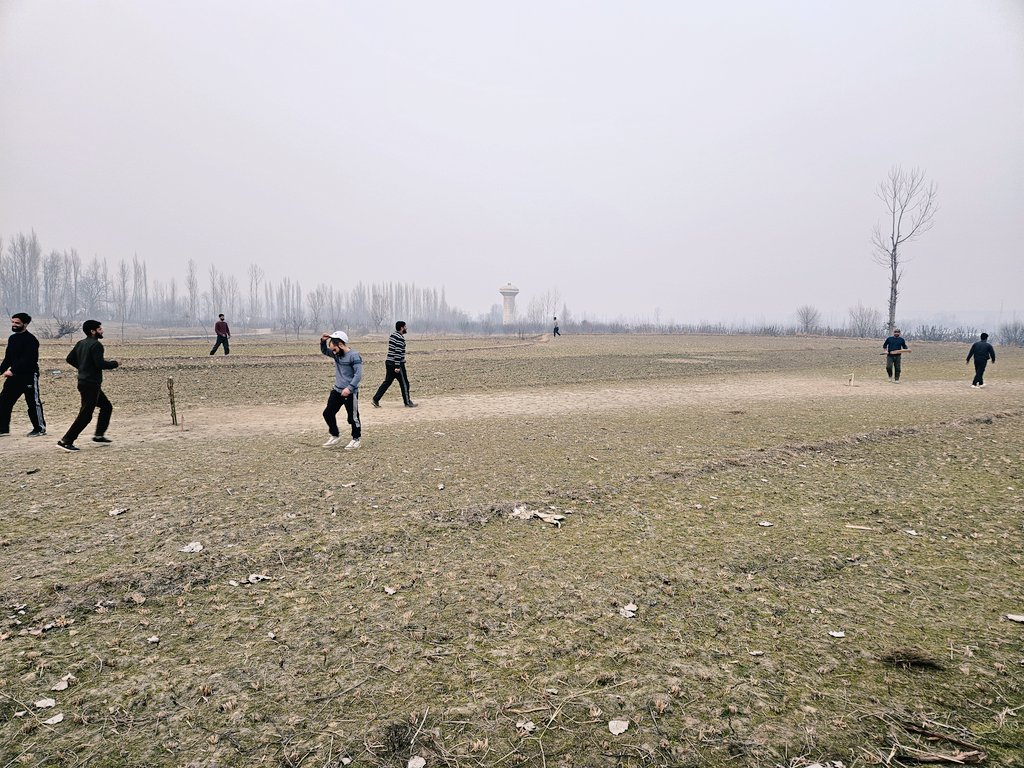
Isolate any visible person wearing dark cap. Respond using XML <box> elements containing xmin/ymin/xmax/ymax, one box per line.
<box><xmin>372</xmin><ymin>321</ymin><xmax>415</xmax><ymax>408</ymax></box>
<box><xmin>882</xmin><ymin>328</ymin><xmax>910</xmax><ymax>382</ymax></box>
<box><xmin>57</xmin><ymin>320</ymin><xmax>119</xmax><ymax>452</ymax></box>
<box><xmin>966</xmin><ymin>332</ymin><xmax>996</xmax><ymax>388</ymax></box>
<box><xmin>0</xmin><ymin>312</ymin><xmax>47</xmax><ymax>437</ymax></box>
<box><xmin>210</xmin><ymin>313</ymin><xmax>231</xmax><ymax>355</ymax></box>
<box><xmin>319</xmin><ymin>331</ymin><xmax>363</xmax><ymax>449</ymax></box>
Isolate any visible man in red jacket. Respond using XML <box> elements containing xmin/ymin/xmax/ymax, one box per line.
<box><xmin>210</xmin><ymin>314</ymin><xmax>231</xmax><ymax>355</ymax></box>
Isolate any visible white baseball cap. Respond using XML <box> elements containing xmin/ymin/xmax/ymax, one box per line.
<box><xmin>328</xmin><ymin>331</ymin><xmax>349</xmax><ymax>344</ymax></box>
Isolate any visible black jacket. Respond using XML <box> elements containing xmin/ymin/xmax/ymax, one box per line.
<box><xmin>967</xmin><ymin>341</ymin><xmax>995</xmax><ymax>364</ymax></box>
<box><xmin>0</xmin><ymin>330</ymin><xmax>40</xmax><ymax>376</ymax></box>
<box><xmin>66</xmin><ymin>337</ymin><xmax>118</xmax><ymax>384</ymax></box>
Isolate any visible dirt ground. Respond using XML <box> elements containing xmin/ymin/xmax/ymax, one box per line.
<box><xmin>2</xmin><ymin>333</ymin><xmax>1022</xmax><ymax>767</ymax></box>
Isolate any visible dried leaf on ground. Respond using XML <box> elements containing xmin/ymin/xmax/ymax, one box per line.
<box><xmin>179</xmin><ymin>542</ymin><xmax>204</xmax><ymax>553</ymax></box>
<box><xmin>247</xmin><ymin>574</ymin><xmax>271</xmax><ymax>584</ymax></box>
<box><xmin>34</xmin><ymin>698</ymin><xmax>56</xmax><ymax>708</ymax></box>
<box><xmin>43</xmin><ymin>713</ymin><xmax>64</xmax><ymax>725</ymax></box>
<box><xmin>408</xmin><ymin>758</ymin><xmax>426</xmax><ymax>768</ymax></box>
<box><xmin>1006</xmin><ymin>614</ymin><xmax>1024</xmax><ymax>623</ymax></box>
<box><xmin>619</xmin><ymin>603</ymin><xmax>638</xmax><ymax>618</ymax></box>
<box><xmin>608</xmin><ymin>719</ymin><xmax>629</xmax><ymax>735</ymax></box>
<box><xmin>829</xmin><ymin>630</ymin><xmax>846</xmax><ymax>638</ymax></box>
<box><xmin>51</xmin><ymin>673</ymin><xmax>76</xmax><ymax>692</ymax></box>
<box><xmin>516</xmin><ymin>719</ymin><xmax>536</xmax><ymax>733</ymax></box>
<box><xmin>758</xmin><ymin>521</ymin><xmax>773</xmax><ymax>527</ymax></box>
<box><xmin>108</xmin><ymin>507</ymin><xmax>129</xmax><ymax>517</ymax></box>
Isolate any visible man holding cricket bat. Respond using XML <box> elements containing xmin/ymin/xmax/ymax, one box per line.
<box><xmin>882</xmin><ymin>328</ymin><xmax>910</xmax><ymax>383</ymax></box>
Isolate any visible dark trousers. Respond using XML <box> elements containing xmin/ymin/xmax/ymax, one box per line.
<box><xmin>373</xmin><ymin>362</ymin><xmax>412</xmax><ymax>405</ymax></box>
<box><xmin>553</xmin><ymin>326</ymin><xmax>560</xmax><ymax>336</ymax></box>
<box><xmin>972</xmin><ymin>361</ymin><xmax>988</xmax><ymax>386</ymax></box>
<box><xmin>62</xmin><ymin>381</ymin><xmax>113</xmax><ymax>444</ymax></box>
<box><xmin>210</xmin><ymin>335</ymin><xmax>230</xmax><ymax>355</ymax></box>
<box><xmin>886</xmin><ymin>354</ymin><xmax>902</xmax><ymax>380</ymax></box>
<box><xmin>323</xmin><ymin>389</ymin><xmax>361</xmax><ymax>439</ymax></box>
<box><xmin>0</xmin><ymin>373</ymin><xmax>46</xmax><ymax>432</ymax></box>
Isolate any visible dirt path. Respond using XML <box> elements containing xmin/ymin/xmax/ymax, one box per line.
<box><xmin>7</xmin><ymin>373</ymin><xmax>1018</xmax><ymax>454</ymax></box>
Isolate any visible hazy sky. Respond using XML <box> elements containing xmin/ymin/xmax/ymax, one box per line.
<box><xmin>2</xmin><ymin>1</ymin><xmax>1022</xmax><ymax>325</ymax></box>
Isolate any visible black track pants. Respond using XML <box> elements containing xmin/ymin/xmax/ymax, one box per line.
<box><xmin>62</xmin><ymin>381</ymin><xmax>112</xmax><ymax>443</ymax></box>
<box><xmin>0</xmin><ymin>373</ymin><xmax>46</xmax><ymax>432</ymax></box>
<box><xmin>323</xmin><ymin>389</ymin><xmax>361</xmax><ymax>439</ymax></box>
<box><xmin>373</xmin><ymin>362</ymin><xmax>412</xmax><ymax>405</ymax></box>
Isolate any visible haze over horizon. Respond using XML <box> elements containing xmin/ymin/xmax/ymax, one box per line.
<box><xmin>2</xmin><ymin>1</ymin><xmax>1022</xmax><ymax>326</ymax></box>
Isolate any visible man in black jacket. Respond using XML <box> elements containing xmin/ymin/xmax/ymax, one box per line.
<box><xmin>966</xmin><ymin>332</ymin><xmax>996</xmax><ymax>388</ymax></box>
<box><xmin>58</xmin><ymin>320</ymin><xmax>119</xmax><ymax>452</ymax></box>
<box><xmin>0</xmin><ymin>312</ymin><xmax>47</xmax><ymax>437</ymax></box>
<box><xmin>371</xmin><ymin>321</ymin><xmax>416</xmax><ymax>408</ymax></box>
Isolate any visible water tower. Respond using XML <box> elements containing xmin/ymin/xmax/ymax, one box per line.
<box><xmin>499</xmin><ymin>283</ymin><xmax>519</xmax><ymax>326</ymax></box>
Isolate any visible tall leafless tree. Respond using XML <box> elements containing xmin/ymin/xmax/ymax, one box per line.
<box><xmin>795</xmin><ymin>304</ymin><xmax>821</xmax><ymax>334</ymax></box>
<box><xmin>872</xmin><ymin>166</ymin><xmax>937</xmax><ymax>334</ymax></box>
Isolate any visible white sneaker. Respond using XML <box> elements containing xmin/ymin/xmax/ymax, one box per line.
<box><xmin>323</xmin><ymin>436</ymin><xmax>342</xmax><ymax>447</ymax></box>
<box><xmin>344</xmin><ymin>439</ymin><xmax>361</xmax><ymax>450</ymax></box>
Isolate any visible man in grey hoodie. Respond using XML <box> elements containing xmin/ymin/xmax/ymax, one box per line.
<box><xmin>319</xmin><ymin>331</ymin><xmax>363</xmax><ymax>449</ymax></box>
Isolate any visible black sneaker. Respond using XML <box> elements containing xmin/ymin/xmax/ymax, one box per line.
<box><xmin>92</xmin><ymin>436</ymin><xmax>113</xmax><ymax>443</ymax></box>
<box><xmin>57</xmin><ymin>440</ymin><xmax>80</xmax><ymax>452</ymax></box>
<box><xmin>371</xmin><ymin>399</ymin><xmax>380</xmax><ymax>408</ymax></box>
<box><xmin>27</xmin><ymin>429</ymin><xmax>47</xmax><ymax>437</ymax></box>
<box><xmin>405</xmin><ymin>402</ymin><xmax>417</xmax><ymax>408</ymax></box>
<box><xmin>0</xmin><ymin>431</ymin><xmax>9</xmax><ymax>437</ymax></box>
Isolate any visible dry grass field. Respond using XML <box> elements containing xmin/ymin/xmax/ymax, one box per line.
<box><xmin>2</xmin><ymin>333</ymin><xmax>1022</xmax><ymax>767</ymax></box>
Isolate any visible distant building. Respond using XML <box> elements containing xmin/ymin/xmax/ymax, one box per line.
<box><xmin>499</xmin><ymin>283</ymin><xmax>519</xmax><ymax>326</ymax></box>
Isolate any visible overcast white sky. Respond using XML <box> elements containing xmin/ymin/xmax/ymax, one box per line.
<box><xmin>1</xmin><ymin>1</ymin><xmax>1022</xmax><ymax>325</ymax></box>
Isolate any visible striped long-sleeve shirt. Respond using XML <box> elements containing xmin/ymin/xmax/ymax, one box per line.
<box><xmin>385</xmin><ymin>331</ymin><xmax>406</xmax><ymax>364</ymax></box>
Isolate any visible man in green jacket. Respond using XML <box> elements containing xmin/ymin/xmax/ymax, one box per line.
<box><xmin>58</xmin><ymin>320</ymin><xmax>119</xmax><ymax>452</ymax></box>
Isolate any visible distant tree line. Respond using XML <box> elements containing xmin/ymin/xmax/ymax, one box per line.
<box><xmin>0</xmin><ymin>230</ymin><xmax>472</xmax><ymax>337</ymax></box>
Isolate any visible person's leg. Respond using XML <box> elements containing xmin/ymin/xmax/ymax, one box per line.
<box><xmin>893</xmin><ymin>355</ymin><xmax>902</xmax><ymax>381</ymax></box>
<box><xmin>885</xmin><ymin>356</ymin><xmax>894</xmax><ymax>380</ymax></box>
<box><xmin>223</xmin><ymin>337</ymin><xmax>230</xmax><ymax>355</ymax></box>
<box><xmin>0</xmin><ymin>376</ymin><xmax>23</xmax><ymax>432</ymax></box>
<box><xmin>344</xmin><ymin>393</ymin><xmax>361</xmax><ymax>439</ymax></box>
<box><xmin>397</xmin><ymin>363</ymin><xmax>412</xmax><ymax>405</ymax></box>
<box><xmin>374</xmin><ymin>364</ymin><xmax>397</xmax><ymax>403</ymax></box>
<box><xmin>94</xmin><ymin>389</ymin><xmax>113</xmax><ymax>436</ymax></box>
<box><xmin>975</xmin><ymin>362</ymin><xmax>986</xmax><ymax>386</ymax></box>
<box><xmin>62</xmin><ymin>382</ymin><xmax>101</xmax><ymax>444</ymax></box>
<box><xmin>322</xmin><ymin>390</ymin><xmax>343</xmax><ymax>436</ymax></box>
<box><xmin>25</xmin><ymin>372</ymin><xmax>46</xmax><ymax>432</ymax></box>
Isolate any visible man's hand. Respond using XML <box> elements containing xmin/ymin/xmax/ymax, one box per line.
<box><xmin>321</xmin><ymin>333</ymin><xmax>331</xmax><ymax>341</ymax></box>
<box><xmin>1</xmin><ymin>370</ymin><xmax>12</xmax><ymax>378</ymax></box>
<box><xmin>341</xmin><ymin>387</ymin><xmax>351</xmax><ymax>397</ymax></box>
<box><xmin>394</xmin><ymin>367</ymin><xmax>400</xmax><ymax>373</ymax></box>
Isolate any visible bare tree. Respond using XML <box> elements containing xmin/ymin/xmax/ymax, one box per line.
<box><xmin>114</xmin><ymin>259</ymin><xmax>132</xmax><ymax>340</ymax></box>
<box><xmin>872</xmin><ymin>166</ymin><xmax>938</xmax><ymax>334</ymax></box>
<box><xmin>848</xmin><ymin>302</ymin><xmax>882</xmax><ymax>338</ymax></box>
<box><xmin>796</xmin><ymin>304</ymin><xmax>821</xmax><ymax>334</ymax></box>
<box><xmin>247</xmin><ymin>263</ymin><xmax>264</xmax><ymax>320</ymax></box>
<box><xmin>185</xmin><ymin>259</ymin><xmax>199</xmax><ymax>326</ymax></box>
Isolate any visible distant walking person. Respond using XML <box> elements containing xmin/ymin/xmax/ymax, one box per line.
<box><xmin>210</xmin><ymin>314</ymin><xmax>231</xmax><ymax>355</ymax></box>
<box><xmin>966</xmin><ymin>332</ymin><xmax>996</xmax><ymax>387</ymax></box>
<box><xmin>553</xmin><ymin>316</ymin><xmax>561</xmax><ymax>337</ymax></box>
<box><xmin>0</xmin><ymin>313</ymin><xmax>47</xmax><ymax>437</ymax></box>
<box><xmin>882</xmin><ymin>328</ymin><xmax>910</xmax><ymax>382</ymax></box>
<box><xmin>372</xmin><ymin>321</ymin><xmax>416</xmax><ymax>408</ymax></box>
<box><xmin>58</xmin><ymin>320</ymin><xmax>119</xmax><ymax>452</ymax></box>
<box><xmin>320</xmin><ymin>331</ymin><xmax>363</xmax><ymax>449</ymax></box>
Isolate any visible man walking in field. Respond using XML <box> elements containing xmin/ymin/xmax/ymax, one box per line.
<box><xmin>58</xmin><ymin>320</ymin><xmax>119</xmax><ymax>452</ymax></box>
<box><xmin>882</xmin><ymin>328</ymin><xmax>910</xmax><ymax>382</ymax></box>
<box><xmin>371</xmin><ymin>321</ymin><xmax>416</xmax><ymax>408</ymax></box>
<box><xmin>553</xmin><ymin>316</ymin><xmax>561</xmax><ymax>337</ymax></box>
<box><xmin>210</xmin><ymin>313</ymin><xmax>231</xmax><ymax>355</ymax></box>
<box><xmin>320</xmin><ymin>331</ymin><xmax>363</xmax><ymax>449</ymax></box>
<box><xmin>0</xmin><ymin>313</ymin><xmax>47</xmax><ymax>437</ymax></box>
<box><xmin>966</xmin><ymin>332</ymin><xmax>996</xmax><ymax>387</ymax></box>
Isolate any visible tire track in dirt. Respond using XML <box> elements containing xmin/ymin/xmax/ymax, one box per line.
<box><xmin>6</xmin><ymin>374</ymin><xmax>1019</xmax><ymax>454</ymax></box>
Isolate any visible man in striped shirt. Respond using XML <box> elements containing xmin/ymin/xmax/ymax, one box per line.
<box><xmin>372</xmin><ymin>321</ymin><xmax>416</xmax><ymax>408</ymax></box>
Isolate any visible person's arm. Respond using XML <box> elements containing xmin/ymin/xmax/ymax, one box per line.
<box><xmin>0</xmin><ymin>343</ymin><xmax>10</xmax><ymax>376</ymax></box>
<box><xmin>966</xmin><ymin>343</ymin><xmax>975</xmax><ymax>363</ymax></box>
<box><xmin>342</xmin><ymin>353</ymin><xmax>363</xmax><ymax>395</ymax></box>
<box><xmin>990</xmin><ymin>345</ymin><xmax>996</xmax><ymax>363</ymax></box>
<box><xmin>320</xmin><ymin>336</ymin><xmax>335</xmax><ymax>358</ymax></box>
<box><xmin>225</xmin><ymin>323</ymin><xmax>231</xmax><ymax>338</ymax></box>
<box><xmin>93</xmin><ymin>342</ymin><xmax>119</xmax><ymax>370</ymax></box>
<box><xmin>66</xmin><ymin>345</ymin><xmax>78</xmax><ymax>369</ymax></box>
